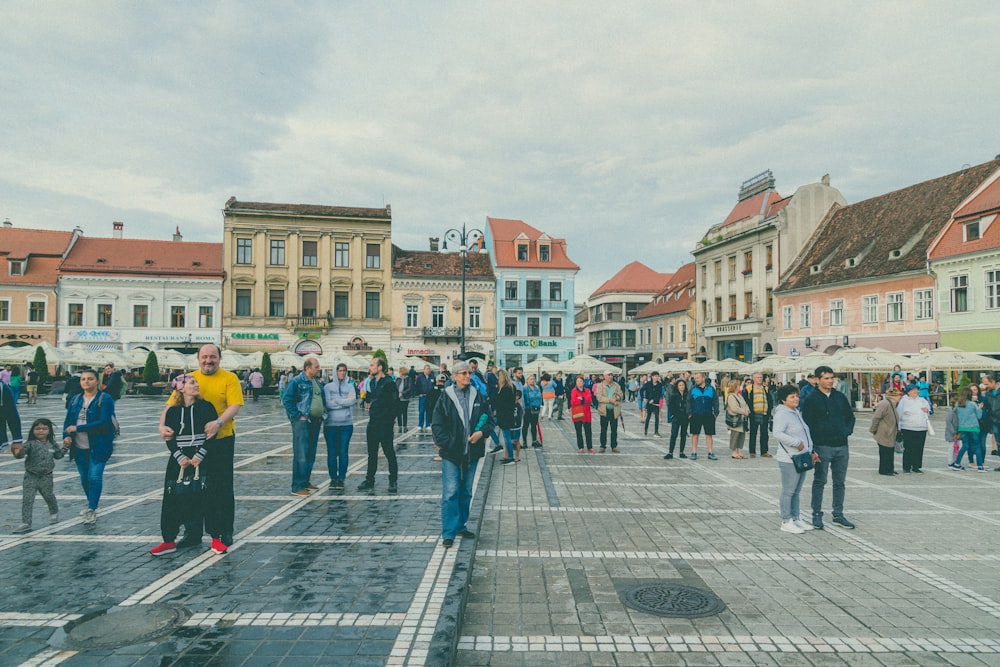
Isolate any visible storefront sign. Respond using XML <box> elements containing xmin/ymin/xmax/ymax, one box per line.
<box><xmin>142</xmin><ymin>334</ymin><xmax>216</xmax><ymax>343</ymax></box>
<box><xmin>67</xmin><ymin>329</ymin><xmax>121</xmax><ymax>342</ymax></box>
<box><xmin>714</xmin><ymin>324</ymin><xmax>744</xmax><ymax>333</ymax></box>
<box><xmin>298</xmin><ymin>332</ymin><xmax>321</xmax><ymax>339</ymax></box>
<box><xmin>512</xmin><ymin>339</ymin><xmax>558</xmax><ymax>348</ymax></box>
<box><xmin>294</xmin><ymin>340</ymin><xmax>323</xmax><ymax>355</ymax></box>
<box><xmin>343</xmin><ymin>336</ymin><xmax>372</xmax><ymax>352</ymax></box>
<box><xmin>407</xmin><ymin>348</ymin><xmax>433</xmax><ymax>355</ymax></box>
<box><xmin>0</xmin><ymin>333</ymin><xmax>42</xmax><ymax>340</ymax></box>
<box><xmin>231</xmin><ymin>332</ymin><xmax>280</xmax><ymax>340</ymax></box>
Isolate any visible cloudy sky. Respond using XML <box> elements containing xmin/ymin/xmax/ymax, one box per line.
<box><xmin>2</xmin><ymin>2</ymin><xmax>998</xmax><ymax>299</ymax></box>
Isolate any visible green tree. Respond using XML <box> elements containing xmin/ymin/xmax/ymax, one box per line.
<box><xmin>373</xmin><ymin>348</ymin><xmax>388</xmax><ymax>365</ymax></box>
<box><xmin>32</xmin><ymin>346</ymin><xmax>50</xmax><ymax>386</ymax></box>
<box><xmin>143</xmin><ymin>350</ymin><xmax>161</xmax><ymax>384</ymax></box>
<box><xmin>957</xmin><ymin>373</ymin><xmax>972</xmax><ymax>395</ymax></box>
<box><xmin>261</xmin><ymin>352</ymin><xmax>273</xmax><ymax>386</ymax></box>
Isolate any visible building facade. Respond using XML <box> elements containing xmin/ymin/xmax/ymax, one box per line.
<box><xmin>777</xmin><ymin>159</ymin><xmax>1000</xmax><ymax>356</ymax></box>
<box><xmin>634</xmin><ymin>261</ymin><xmax>697</xmax><ymax>362</ymax></box>
<box><xmin>57</xmin><ymin>224</ymin><xmax>223</xmax><ymax>353</ymax></box>
<box><xmin>582</xmin><ymin>261</ymin><xmax>671</xmax><ymax>370</ymax></box>
<box><xmin>0</xmin><ymin>222</ymin><xmax>79</xmax><ymax>349</ymax></box>
<box><xmin>222</xmin><ymin>198</ymin><xmax>393</xmax><ymax>356</ymax></box>
<box><xmin>485</xmin><ymin>217</ymin><xmax>578</xmax><ymax>369</ymax></box>
<box><xmin>391</xmin><ymin>245</ymin><xmax>496</xmax><ymax>365</ymax></box>
<box><xmin>928</xmin><ymin>164</ymin><xmax>1000</xmax><ymax>356</ymax></box>
<box><xmin>693</xmin><ymin>171</ymin><xmax>845</xmax><ymax>361</ymax></box>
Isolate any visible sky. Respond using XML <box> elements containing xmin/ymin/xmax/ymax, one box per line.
<box><xmin>2</xmin><ymin>2</ymin><xmax>999</xmax><ymax>300</ymax></box>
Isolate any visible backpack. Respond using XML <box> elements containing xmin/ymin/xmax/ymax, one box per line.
<box><xmin>96</xmin><ymin>392</ymin><xmax>121</xmax><ymax>439</ymax></box>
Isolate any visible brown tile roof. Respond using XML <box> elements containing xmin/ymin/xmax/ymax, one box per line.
<box><xmin>225</xmin><ymin>198</ymin><xmax>391</xmax><ymax>220</ymax></box>
<box><xmin>392</xmin><ymin>246</ymin><xmax>495</xmax><ymax>279</ymax></box>
<box><xmin>486</xmin><ymin>217</ymin><xmax>580</xmax><ymax>270</ymax></box>
<box><xmin>722</xmin><ymin>191</ymin><xmax>784</xmax><ymax>227</ymax></box>
<box><xmin>779</xmin><ymin>159</ymin><xmax>1000</xmax><ymax>292</ymax></box>
<box><xmin>929</xmin><ymin>171</ymin><xmax>1000</xmax><ymax>260</ymax></box>
<box><xmin>60</xmin><ymin>237</ymin><xmax>224</xmax><ymax>277</ymax></box>
<box><xmin>590</xmin><ymin>261</ymin><xmax>672</xmax><ymax>299</ymax></box>
<box><xmin>0</xmin><ymin>227</ymin><xmax>75</xmax><ymax>260</ymax></box>
<box><xmin>635</xmin><ymin>262</ymin><xmax>696</xmax><ymax>319</ymax></box>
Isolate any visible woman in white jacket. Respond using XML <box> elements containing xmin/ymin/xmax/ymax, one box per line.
<box><xmin>897</xmin><ymin>384</ymin><xmax>930</xmax><ymax>473</ymax></box>
<box><xmin>771</xmin><ymin>384</ymin><xmax>820</xmax><ymax>534</ymax></box>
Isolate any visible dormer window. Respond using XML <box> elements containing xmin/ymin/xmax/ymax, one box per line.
<box><xmin>517</xmin><ymin>243</ymin><xmax>528</xmax><ymax>261</ymax></box>
<box><xmin>8</xmin><ymin>260</ymin><xmax>23</xmax><ymax>276</ymax></box>
<box><xmin>538</xmin><ymin>244</ymin><xmax>550</xmax><ymax>262</ymax></box>
<box><xmin>964</xmin><ymin>220</ymin><xmax>981</xmax><ymax>242</ymax></box>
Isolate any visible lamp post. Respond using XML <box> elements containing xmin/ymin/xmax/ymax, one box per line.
<box><xmin>442</xmin><ymin>224</ymin><xmax>485</xmax><ymax>360</ymax></box>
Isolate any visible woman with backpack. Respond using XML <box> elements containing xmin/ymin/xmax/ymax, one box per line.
<box><xmin>62</xmin><ymin>368</ymin><xmax>117</xmax><ymax>525</ymax></box>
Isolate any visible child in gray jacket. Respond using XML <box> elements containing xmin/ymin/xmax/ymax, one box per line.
<box><xmin>11</xmin><ymin>418</ymin><xmax>67</xmax><ymax>533</ymax></box>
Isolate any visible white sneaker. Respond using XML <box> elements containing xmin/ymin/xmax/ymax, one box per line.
<box><xmin>793</xmin><ymin>519</ymin><xmax>815</xmax><ymax>531</ymax></box>
<box><xmin>780</xmin><ymin>520</ymin><xmax>805</xmax><ymax>534</ymax></box>
<box><xmin>82</xmin><ymin>509</ymin><xmax>97</xmax><ymax>524</ymax></box>
<box><xmin>49</xmin><ymin>513</ymin><xmax>60</xmax><ymax>525</ymax></box>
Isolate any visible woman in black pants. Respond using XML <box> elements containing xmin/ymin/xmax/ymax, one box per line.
<box><xmin>665</xmin><ymin>379</ymin><xmax>691</xmax><ymax>459</ymax></box>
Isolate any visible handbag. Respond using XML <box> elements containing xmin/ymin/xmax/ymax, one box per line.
<box><xmin>571</xmin><ymin>407</ymin><xmax>586</xmax><ymax>420</ymax></box>
<box><xmin>725</xmin><ymin>412</ymin><xmax>743</xmax><ymax>429</ymax></box>
<box><xmin>894</xmin><ymin>432</ymin><xmax>905</xmax><ymax>454</ymax></box>
<box><xmin>167</xmin><ymin>466</ymin><xmax>206</xmax><ymax>496</ymax></box>
<box><xmin>790</xmin><ymin>451</ymin><xmax>814</xmax><ymax>473</ymax></box>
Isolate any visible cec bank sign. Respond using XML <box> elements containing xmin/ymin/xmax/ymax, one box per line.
<box><xmin>512</xmin><ymin>339</ymin><xmax>558</xmax><ymax>348</ymax></box>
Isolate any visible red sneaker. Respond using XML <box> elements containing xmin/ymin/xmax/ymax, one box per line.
<box><xmin>210</xmin><ymin>538</ymin><xmax>228</xmax><ymax>555</ymax></box>
<box><xmin>150</xmin><ymin>541</ymin><xmax>176</xmax><ymax>556</ymax></box>
<box><xmin>578</xmin><ymin>448</ymin><xmax>584</xmax><ymax>453</ymax></box>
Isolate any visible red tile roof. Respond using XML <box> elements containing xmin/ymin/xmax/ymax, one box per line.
<box><xmin>722</xmin><ymin>191</ymin><xmax>784</xmax><ymax>227</ymax></box>
<box><xmin>392</xmin><ymin>246</ymin><xmax>495</xmax><ymax>279</ymax></box>
<box><xmin>780</xmin><ymin>159</ymin><xmax>1000</xmax><ymax>292</ymax></box>
<box><xmin>487</xmin><ymin>217</ymin><xmax>580</xmax><ymax>270</ymax></box>
<box><xmin>590</xmin><ymin>261</ymin><xmax>672</xmax><ymax>299</ymax></box>
<box><xmin>0</xmin><ymin>227</ymin><xmax>75</xmax><ymax>260</ymax></box>
<box><xmin>225</xmin><ymin>198</ymin><xmax>391</xmax><ymax>220</ymax></box>
<box><xmin>929</xmin><ymin>171</ymin><xmax>1000</xmax><ymax>260</ymax></box>
<box><xmin>635</xmin><ymin>262</ymin><xmax>696</xmax><ymax>319</ymax></box>
<box><xmin>60</xmin><ymin>237</ymin><xmax>223</xmax><ymax>277</ymax></box>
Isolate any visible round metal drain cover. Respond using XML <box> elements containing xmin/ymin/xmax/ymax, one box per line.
<box><xmin>64</xmin><ymin>604</ymin><xmax>191</xmax><ymax>649</ymax></box>
<box><xmin>620</xmin><ymin>582</ymin><xmax>726</xmax><ymax>618</ymax></box>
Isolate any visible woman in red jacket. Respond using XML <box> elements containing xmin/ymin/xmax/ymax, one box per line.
<box><xmin>570</xmin><ymin>375</ymin><xmax>595</xmax><ymax>453</ymax></box>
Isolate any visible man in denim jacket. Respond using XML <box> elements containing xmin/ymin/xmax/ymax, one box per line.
<box><xmin>282</xmin><ymin>358</ymin><xmax>324</xmax><ymax>496</ymax></box>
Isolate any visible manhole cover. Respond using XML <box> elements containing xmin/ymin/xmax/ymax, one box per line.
<box><xmin>619</xmin><ymin>582</ymin><xmax>726</xmax><ymax>618</ymax></box>
<box><xmin>61</xmin><ymin>604</ymin><xmax>191</xmax><ymax>649</ymax></box>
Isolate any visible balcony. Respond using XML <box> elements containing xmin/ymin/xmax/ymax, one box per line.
<box><xmin>501</xmin><ymin>299</ymin><xmax>568</xmax><ymax>310</ymax></box>
<box><xmin>423</xmin><ymin>326</ymin><xmax>463</xmax><ymax>339</ymax></box>
<box><xmin>288</xmin><ymin>316</ymin><xmax>330</xmax><ymax>331</ymax></box>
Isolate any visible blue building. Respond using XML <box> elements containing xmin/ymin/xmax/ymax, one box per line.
<box><xmin>484</xmin><ymin>217</ymin><xmax>579</xmax><ymax>369</ymax></box>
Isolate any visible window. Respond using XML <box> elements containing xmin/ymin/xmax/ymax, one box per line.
<box><xmin>431</xmin><ymin>305</ymin><xmax>445</xmax><ymax>328</ymax></box>
<box><xmin>504</xmin><ymin>280</ymin><xmax>518</xmax><ymax>301</ymax></box>
<box><xmin>766</xmin><ymin>244</ymin><xmax>773</xmax><ymax>269</ymax></box>
<box><xmin>301</xmin><ymin>240</ymin><xmax>317</xmax><ymax>267</ymax></box>
<box><xmin>335</xmin><ymin>242</ymin><xmax>349</xmax><ymax>267</ymax></box>
<box><xmin>886</xmin><ymin>292</ymin><xmax>904</xmax><ymax>322</ymax></box>
<box><xmin>728</xmin><ymin>256</ymin><xmax>737</xmax><ymax>281</ymax></box>
<box><xmin>527</xmin><ymin>317</ymin><xmax>540</xmax><ymax>336</ymax></box>
<box><xmin>236</xmin><ymin>238</ymin><xmax>252</xmax><ymax>264</ymax></box>
<box><xmin>606</xmin><ymin>330</ymin><xmax>622</xmax><ymax>347</ymax></box>
<box><xmin>539</xmin><ymin>245</ymin><xmax>550</xmax><ymax>261</ymax></box>
<box><xmin>680</xmin><ymin>323</ymin><xmax>688</xmax><ymax>342</ymax></box>
<box><xmin>625</xmin><ymin>330</ymin><xmax>635</xmax><ymax>347</ymax></box>
<box><xmin>986</xmin><ymin>270</ymin><xmax>1000</xmax><ymax>310</ymax></box>
<box><xmin>782</xmin><ymin>306</ymin><xmax>792</xmax><ymax>330</ymax></box>
<box><xmin>799</xmin><ymin>304</ymin><xmax>811</xmax><ymax>328</ymax></box>
<box><xmin>0</xmin><ymin>299</ymin><xmax>8</xmax><ymax>322</ymax></box>
<box><xmin>549</xmin><ymin>317</ymin><xmax>561</xmax><ymax>337</ymax></box>
<box><xmin>743</xmin><ymin>250</ymin><xmax>753</xmax><ymax>273</ymax></box>
<box><xmin>365</xmin><ymin>292</ymin><xmax>380</xmax><ymax>319</ymax></box>
<box><xmin>625</xmin><ymin>303</ymin><xmax>640</xmax><ymax>320</ymax></box>
<box><xmin>714</xmin><ymin>297</ymin><xmax>722</xmax><ymax>323</ymax></box>
<box><xmin>639</xmin><ymin>329</ymin><xmax>644</xmax><ymax>346</ymax></box>
<box><xmin>914</xmin><ymin>288</ymin><xmax>933</xmax><ymax>319</ymax></box>
<box><xmin>406</xmin><ymin>304</ymin><xmax>419</xmax><ymax>328</ymax></box>
<box><xmin>235</xmin><ymin>289</ymin><xmax>251</xmax><ymax>317</ymax></box>
<box><xmin>766</xmin><ymin>288</ymin><xmax>773</xmax><ymax>317</ymax></box>
<box><xmin>526</xmin><ymin>280</ymin><xmax>541</xmax><ymax>309</ymax></box>
<box><xmin>9</xmin><ymin>260</ymin><xmax>23</xmax><ymax>276</ymax></box>
<box><xmin>269</xmin><ymin>290</ymin><xmax>285</xmax><ymax>317</ymax></box>
<box><xmin>549</xmin><ymin>282</ymin><xmax>562</xmax><ymax>302</ymax></box>
<box><xmin>301</xmin><ymin>290</ymin><xmax>317</xmax><ymax>317</ymax></box>
<box><xmin>68</xmin><ymin>303</ymin><xmax>84</xmax><ymax>326</ymax></box>
<box><xmin>365</xmin><ymin>244</ymin><xmax>380</xmax><ymax>269</ymax></box>
<box><xmin>199</xmin><ymin>306</ymin><xmax>213</xmax><ymax>328</ymax></box>
<box><xmin>714</xmin><ymin>261</ymin><xmax>722</xmax><ymax>285</ymax></box>
<box><xmin>668</xmin><ymin>324</ymin><xmax>675</xmax><ymax>344</ymax></box>
<box><xmin>950</xmin><ymin>275</ymin><xmax>969</xmax><ymax>313</ymax></box>
<box><xmin>28</xmin><ymin>301</ymin><xmax>45</xmax><ymax>322</ymax></box>
<box><xmin>744</xmin><ymin>291</ymin><xmax>753</xmax><ymax>318</ymax></box>
<box><xmin>269</xmin><ymin>239</ymin><xmax>285</xmax><ymax>265</ymax></box>
<box><xmin>468</xmin><ymin>306</ymin><xmax>481</xmax><ymax>329</ymax></box>
<box><xmin>170</xmin><ymin>306</ymin><xmax>185</xmax><ymax>328</ymax></box>
<box><xmin>657</xmin><ymin>326</ymin><xmax>663</xmax><ymax>344</ymax></box>
<box><xmin>591</xmin><ymin>331</ymin><xmax>603</xmax><ymax>348</ymax></box>
<box><xmin>701</xmin><ymin>264</ymin><xmax>708</xmax><ymax>287</ymax></box>
<box><xmin>504</xmin><ymin>316</ymin><xmax>518</xmax><ymax>336</ymax></box>
<box><xmin>133</xmin><ymin>304</ymin><xmax>149</xmax><ymax>328</ymax></box>
<box><xmin>97</xmin><ymin>304</ymin><xmax>113</xmax><ymax>327</ymax></box>
<box><xmin>334</xmin><ymin>291</ymin><xmax>349</xmax><ymax>318</ymax></box>
<box><xmin>862</xmin><ymin>295</ymin><xmax>878</xmax><ymax>323</ymax></box>
<box><xmin>965</xmin><ymin>221</ymin><xmax>981</xmax><ymax>242</ymax></box>
<box><xmin>829</xmin><ymin>299</ymin><xmax>844</xmax><ymax>326</ymax></box>
<box><xmin>729</xmin><ymin>295</ymin><xmax>737</xmax><ymax>320</ymax></box>
<box><xmin>517</xmin><ymin>244</ymin><xmax>528</xmax><ymax>261</ymax></box>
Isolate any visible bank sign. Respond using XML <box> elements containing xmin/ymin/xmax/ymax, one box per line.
<box><xmin>512</xmin><ymin>339</ymin><xmax>558</xmax><ymax>348</ymax></box>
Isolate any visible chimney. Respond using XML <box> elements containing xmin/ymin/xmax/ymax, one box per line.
<box><xmin>113</xmin><ymin>221</ymin><xmax>124</xmax><ymax>238</ymax></box>
<box><xmin>2</xmin><ymin>218</ymin><xmax>11</xmax><ymax>228</ymax></box>
<box><xmin>429</xmin><ymin>237</ymin><xmax>440</xmax><ymax>252</ymax></box>
<box><xmin>173</xmin><ymin>225</ymin><xmax>183</xmax><ymax>242</ymax></box>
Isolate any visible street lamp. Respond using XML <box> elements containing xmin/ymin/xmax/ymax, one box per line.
<box><xmin>442</xmin><ymin>224</ymin><xmax>486</xmax><ymax>360</ymax></box>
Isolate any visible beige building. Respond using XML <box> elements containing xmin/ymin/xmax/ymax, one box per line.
<box><xmin>634</xmin><ymin>261</ymin><xmax>697</xmax><ymax>362</ymax></box>
<box><xmin>391</xmin><ymin>245</ymin><xmax>496</xmax><ymax>365</ymax></box>
<box><xmin>222</xmin><ymin>198</ymin><xmax>393</xmax><ymax>356</ymax></box>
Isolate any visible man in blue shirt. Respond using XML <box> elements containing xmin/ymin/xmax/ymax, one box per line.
<box><xmin>688</xmin><ymin>372</ymin><xmax>719</xmax><ymax>461</ymax></box>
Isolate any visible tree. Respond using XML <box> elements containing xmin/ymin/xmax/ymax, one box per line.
<box><xmin>373</xmin><ymin>348</ymin><xmax>388</xmax><ymax>365</ymax></box>
<box><xmin>143</xmin><ymin>350</ymin><xmax>161</xmax><ymax>384</ymax></box>
<box><xmin>32</xmin><ymin>346</ymin><xmax>50</xmax><ymax>387</ymax></box>
<box><xmin>261</xmin><ymin>352</ymin><xmax>273</xmax><ymax>386</ymax></box>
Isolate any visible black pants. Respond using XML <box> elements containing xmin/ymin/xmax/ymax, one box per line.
<box><xmin>161</xmin><ymin>456</ymin><xmax>201</xmax><ymax>543</ymax></box>
<box><xmin>878</xmin><ymin>444</ymin><xmax>895</xmax><ymax>475</ymax></box>
<box><xmin>644</xmin><ymin>404</ymin><xmax>660</xmax><ymax>434</ymax></box>
<box><xmin>669</xmin><ymin>417</ymin><xmax>689</xmax><ymax>454</ymax></box>
<box><xmin>523</xmin><ymin>410</ymin><xmax>540</xmax><ymax>445</ymax></box>
<box><xmin>600</xmin><ymin>413</ymin><xmax>618</xmax><ymax>450</ymax></box>
<box><xmin>574</xmin><ymin>421</ymin><xmax>593</xmax><ymax>450</ymax></box>
<box><xmin>396</xmin><ymin>400</ymin><xmax>409</xmax><ymax>430</ymax></box>
<box><xmin>365</xmin><ymin>427</ymin><xmax>398</xmax><ymax>484</ymax></box>
<box><xmin>748</xmin><ymin>413</ymin><xmax>769</xmax><ymax>455</ymax></box>
<box><xmin>183</xmin><ymin>436</ymin><xmax>235</xmax><ymax>542</ymax></box>
<box><xmin>901</xmin><ymin>429</ymin><xmax>926</xmax><ymax>471</ymax></box>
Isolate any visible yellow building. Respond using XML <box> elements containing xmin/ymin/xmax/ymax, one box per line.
<box><xmin>222</xmin><ymin>198</ymin><xmax>393</xmax><ymax>356</ymax></box>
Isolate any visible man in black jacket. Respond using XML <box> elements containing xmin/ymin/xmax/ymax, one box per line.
<box><xmin>0</xmin><ymin>382</ymin><xmax>23</xmax><ymax>452</ymax></box>
<box><xmin>359</xmin><ymin>357</ymin><xmax>400</xmax><ymax>493</ymax></box>
<box><xmin>801</xmin><ymin>365</ymin><xmax>856</xmax><ymax>530</ymax></box>
<box><xmin>432</xmin><ymin>360</ymin><xmax>495</xmax><ymax>548</ymax></box>
<box><xmin>641</xmin><ymin>372</ymin><xmax>665</xmax><ymax>436</ymax></box>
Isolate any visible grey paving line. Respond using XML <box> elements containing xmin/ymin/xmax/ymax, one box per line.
<box><xmin>476</xmin><ymin>548</ymin><xmax>1000</xmax><ymax>562</ymax></box>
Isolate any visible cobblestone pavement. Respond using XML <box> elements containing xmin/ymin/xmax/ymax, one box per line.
<box><xmin>1</xmin><ymin>395</ymin><xmax>476</xmax><ymax>666</ymax></box>
<box><xmin>456</xmin><ymin>404</ymin><xmax>1000</xmax><ymax>667</ymax></box>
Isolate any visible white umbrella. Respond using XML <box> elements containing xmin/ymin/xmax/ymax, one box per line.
<box><xmin>908</xmin><ymin>346</ymin><xmax>1000</xmax><ymax>371</ymax></box>
<box><xmin>786</xmin><ymin>350</ymin><xmax>834</xmax><ymax>374</ymax></box>
<box><xmin>628</xmin><ymin>360</ymin><xmax>662</xmax><ymax>376</ymax></box>
<box><xmin>0</xmin><ymin>341</ymin><xmax>66</xmax><ymax>364</ymax></box>
<box><xmin>556</xmin><ymin>354</ymin><xmax>621</xmax><ymax>376</ymax></box>
<box><xmin>220</xmin><ymin>351</ymin><xmax>251</xmax><ymax>371</ymax></box>
<box><xmin>525</xmin><ymin>357</ymin><xmax>560</xmax><ymax>375</ymax></box>
<box><xmin>827</xmin><ymin>347</ymin><xmax>911</xmax><ymax>373</ymax></box>
<box><xmin>155</xmin><ymin>349</ymin><xmax>192</xmax><ymax>370</ymax></box>
<box><xmin>126</xmin><ymin>348</ymin><xmax>154</xmax><ymax>368</ymax></box>
<box><xmin>699</xmin><ymin>358</ymin><xmax>753</xmax><ymax>374</ymax></box>
<box><xmin>269</xmin><ymin>351</ymin><xmax>308</xmax><ymax>369</ymax></box>
<box><xmin>656</xmin><ymin>359</ymin><xmax>698</xmax><ymax>375</ymax></box>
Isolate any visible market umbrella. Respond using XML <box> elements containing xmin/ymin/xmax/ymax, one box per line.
<box><xmin>220</xmin><ymin>351</ymin><xmax>252</xmax><ymax>371</ymax></box>
<box><xmin>628</xmin><ymin>360</ymin><xmax>662</xmax><ymax>376</ymax></box>
<box><xmin>0</xmin><ymin>341</ymin><xmax>66</xmax><ymax>364</ymax></box>
<box><xmin>827</xmin><ymin>347</ymin><xmax>911</xmax><ymax>373</ymax></box>
<box><xmin>698</xmin><ymin>358</ymin><xmax>753</xmax><ymax>375</ymax></box>
<box><xmin>908</xmin><ymin>346</ymin><xmax>1000</xmax><ymax>371</ymax></box>
<box><xmin>269</xmin><ymin>351</ymin><xmax>309</xmax><ymax>369</ymax></box>
<box><xmin>656</xmin><ymin>359</ymin><xmax>698</xmax><ymax>375</ymax></box>
<box><xmin>556</xmin><ymin>354</ymin><xmax>621</xmax><ymax>376</ymax></box>
<box><xmin>525</xmin><ymin>357</ymin><xmax>560</xmax><ymax>376</ymax></box>
<box><xmin>155</xmin><ymin>349</ymin><xmax>192</xmax><ymax>370</ymax></box>
<box><xmin>786</xmin><ymin>350</ymin><xmax>833</xmax><ymax>375</ymax></box>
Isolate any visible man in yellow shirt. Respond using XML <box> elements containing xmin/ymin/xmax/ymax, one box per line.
<box><xmin>159</xmin><ymin>344</ymin><xmax>243</xmax><ymax>554</ymax></box>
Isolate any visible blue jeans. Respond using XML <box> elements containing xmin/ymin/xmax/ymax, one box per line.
<box><xmin>73</xmin><ymin>449</ymin><xmax>107</xmax><ymax>510</ymax></box>
<box><xmin>955</xmin><ymin>431</ymin><xmax>983</xmax><ymax>468</ymax></box>
<box><xmin>418</xmin><ymin>395</ymin><xmax>429</xmax><ymax>427</ymax></box>
<box><xmin>323</xmin><ymin>424</ymin><xmax>353</xmax><ymax>481</ymax></box>
<box><xmin>291</xmin><ymin>418</ymin><xmax>322</xmax><ymax>492</ymax></box>
<box><xmin>811</xmin><ymin>444</ymin><xmax>849</xmax><ymax>519</ymax></box>
<box><xmin>441</xmin><ymin>458</ymin><xmax>478</xmax><ymax>540</ymax></box>
<box><xmin>778</xmin><ymin>461</ymin><xmax>807</xmax><ymax>521</ymax></box>
<box><xmin>501</xmin><ymin>428</ymin><xmax>520</xmax><ymax>458</ymax></box>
